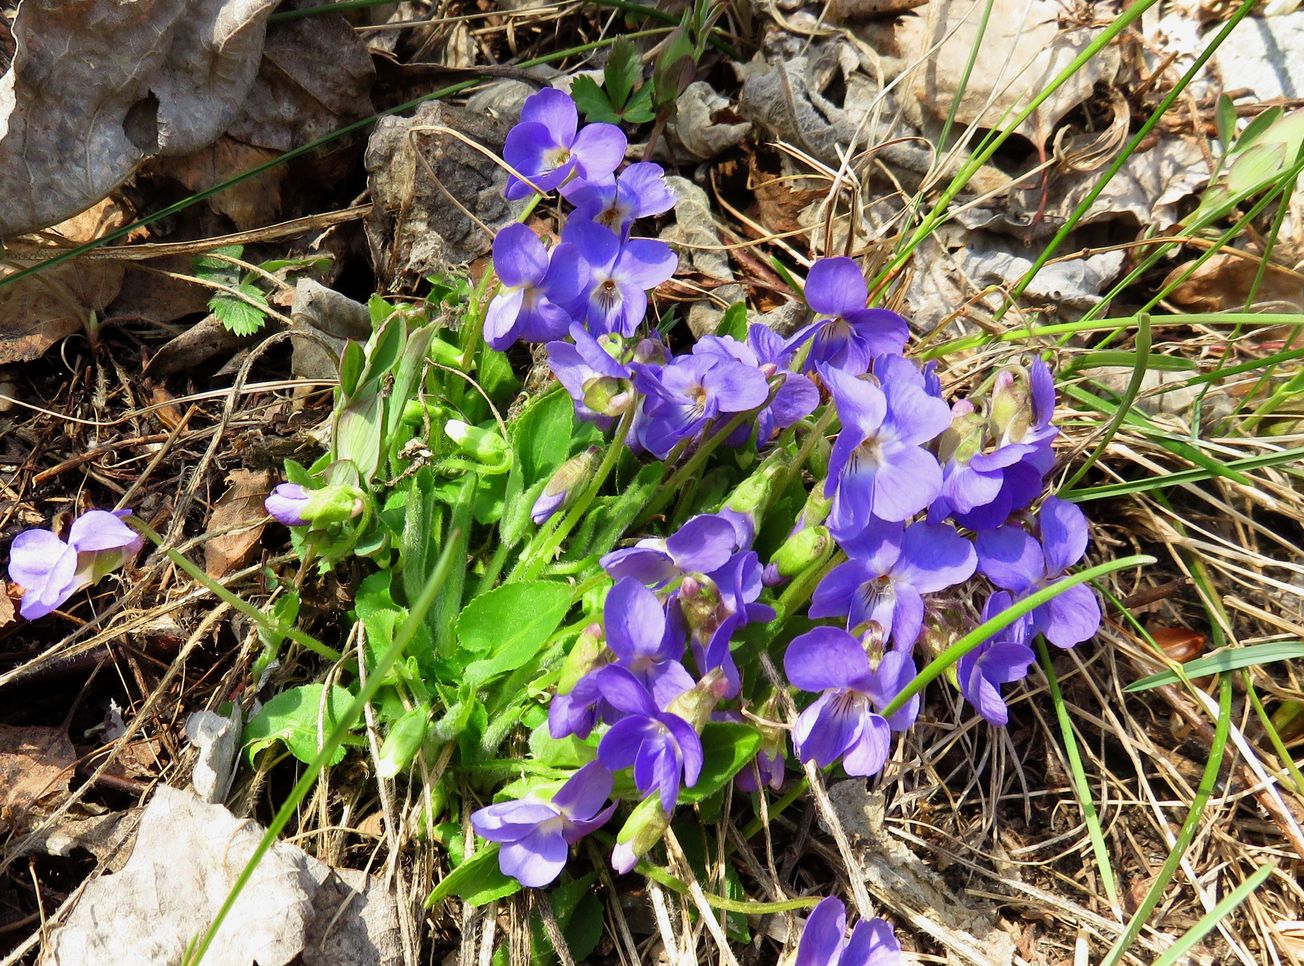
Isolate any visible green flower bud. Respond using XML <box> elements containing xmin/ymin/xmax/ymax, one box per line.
<box><xmin>401</xmin><ymin>399</ymin><xmax>448</xmax><ymax>426</ymax></box>
<box><xmin>666</xmin><ymin>668</ymin><xmax>728</xmax><ymax>734</ymax></box>
<box><xmin>376</xmin><ymin>703</ymin><xmax>431</xmax><ymax>779</ymax></box>
<box><xmin>612</xmin><ymin>793</ymin><xmax>671</xmax><ymax>873</ymax></box>
<box><xmin>444</xmin><ymin>419</ymin><xmax>510</xmax><ymax>468</ymax></box>
<box><xmin>581</xmin><ymin>376</ymin><xmax>632</xmax><ymax>418</ymax></box>
<box><xmin>989</xmin><ymin>366</ymin><xmax>1032</xmax><ymax>443</ymax></box>
<box><xmin>558</xmin><ymin>622</ymin><xmax>607</xmax><ymax>695</ymax></box>
<box><xmin>767</xmin><ymin>525</ymin><xmax>833</xmax><ymax>581</ymax></box>
<box><xmin>725</xmin><ymin>456</ymin><xmax>788</xmax><ymax>518</ymax></box>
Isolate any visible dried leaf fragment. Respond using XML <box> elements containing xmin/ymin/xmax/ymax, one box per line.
<box><xmin>204</xmin><ymin>468</ymin><xmax>274</xmax><ymax>577</ymax></box>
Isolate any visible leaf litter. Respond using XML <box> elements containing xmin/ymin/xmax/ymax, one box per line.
<box><xmin>1</xmin><ymin>0</ymin><xmax>1303</xmax><ymax>964</ymax></box>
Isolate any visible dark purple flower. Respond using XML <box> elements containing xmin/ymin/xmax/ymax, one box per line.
<box><xmin>8</xmin><ymin>510</ymin><xmax>143</xmax><ymax>621</ymax></box>
<box><xmin>746</xmin><ymin>324</ymin><xmax>821</xmax><ymax>443</ymax></box>
<box><xmin>810</xmin><ymin>521</ymin><xmax>975</xmax><ymax>650</ymax></box>
<box><xmin>471</xmin><ymin>761</ymin><xmax>617</xmax><ymax>887</ymax></box>
<box><xmin>566</xmin><ymin>221</ymin><xmax>677</xmax><ymax>337</ymax></box>
<box><xmin>484</xmin><ymin>224</ymin><xmax>586</xmax><ymax>349</ymax></box>
<box><xmin>787</xmin><ymin>258</ymin><xmax>908</xmax><ymax>374</ymax></box>
<box><xmin>958</xmin><ymin>592</ymin><xmax>1036</xmax><ymax>726</ymax></box>
<box><xmin>504</xmin><ymin>89</ymin><xmax>627</xmax><ymax>200</ymax></box>
<box><xmin>783</xmin><ymin>627</ymin><xmax>918</xmax><ymax>777</ymax></box>
<box><xmin>633</xmin><ymin>350</ymin><xmax>770</xmax><ymax>458</ymax></box>
<box><xmin>795</xmin><ymin>896</ymin><xmax>901</xmax><ymax>966</ymax></box>
<box><xmin>976</xmin><ymin>497</ymin><xmax>1100</xmax><ymax>648</ymax></box>
<box><xmin>596</xmin><ymin>666</ymin><xmax>704</xmax><ymax>812</ymax></box>
<box><xmin>563</xmin><ymin>162</ymin><xmax>675</xmax><ymax>238</ymax></box>
<box><xmin>823</xmin><ymin>364</ymin><xmax>950</xmax><ymax>537</ymax></box>
<box><xmin>602</xmin><ymin>512</ymin><xmax>743</xmax><ymax>587</ymax></box>
<box><xmin>265</xmin><ymin>483</ymin><xmax>310</xmax><ymax>527</ymax></box>
<box><xmin>547</xmin><ymin>324</ymin><xmax>634</xmax><ymax>428</ymax></box>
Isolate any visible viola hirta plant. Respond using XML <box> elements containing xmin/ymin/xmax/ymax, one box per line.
<box><xmin>14</xmin><ymin>82</ymin><xmax>1114</xmax><ymax>962</ymax></box>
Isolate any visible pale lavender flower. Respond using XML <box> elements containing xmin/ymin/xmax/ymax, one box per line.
<box><xmin>602</xmin><ymin>512</ymin><xmax>743</xmax><ymax>588</ymax></box>
<box><xmin>547</xmin><ymin>323</ymin><xmax>634</xmax><ymax>428</ymax></box>
<box><xmin>809</xmin><ymin>521</ymin><xmax>975</xmax><ymax>650</ymax></box>
<box><xmin>822</xmin><ymin>365</ymin><xmax>950</xmax><ymax>537</ymax></box>
<box><xmin>796</xmin><ymin>896</ymin><xmax>901</xmax><ymax>966</ymax></box>
<box><xmin>471</xmin><ymin>761</ymin><xmax>616</xmax><ymax>887</ymax></box>
<box><xmin>504</xmin><ymin>89</ymin><xmax>626</xmax><ymax>200</ymax></box>
<box><xmin>958</xmin><ymin>592</ymin><xmax>1035</xmax><ymax>726</ymax></box>
<box><xmin>265</xmin><ymin>483</ymin><xmax>310</xmax><ymax>526</ymax></box>
<box><xmin>788</xmin><ymin>258</ymin><xmax>908</xmax><ymax>374</ymax></box>
<box><xmin>563</xmin><ymin>162</ymin><xmax>675</xmax><ymax>238</ymax></box>
<box><xmin>8</xmin><ymin>510</ymin><xmax>142</xmax><ymax>620</ymax></box>
<box><xmin>596</xmin><ymin>667</ymin><xmax>703</xmax><ymax>812</ymax></box>
<box><xmin>633</xmin><ymin>350</ymin><xmax>770</xmax><ymax>458</ymax></box>
<box><xmin>567</xmin><ymin>221</ymin><xmax>677</xmax><ymax>337</ymax></box>
<box><xmin>976</xmin><ymin>497</ymin><xmax>1100</xmax><ymax>648</ymax></box>
<box><xmin>783</xmin><ymin>627</ymin><xmax>918</xmax><ymax>777</ymax></box>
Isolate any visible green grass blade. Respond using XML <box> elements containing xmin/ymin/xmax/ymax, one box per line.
<box><xmin>1036</xmin><ymin>637</ymin><xmax>1121</xmax><ymax>912</ymax></box>
<box><xmin>184</xmin><ymin>530</ymin><xmax>462</xmax><ymax>965</ymax></box>
<box><xmin>880</xmin><ymin>554</ymin><xmax>1154</xmax><ymax>719</ymax></box>
<box><xmin>1065</xmin><ymin>446</ymin><xmax>1304</xmax><ymax>502</ymax></box>
<box><xmin>1100</xmin><ymin>676</ymin><xmax>1233</xmax><ymax>966</ymax></box>
<box><xmin>1150</xmin><ymin>862</ymin><xmax>1277</xmax><ymax>966</ymax></box>
<box><xmin>1061</xmin><ymin>313</ymin><xmax>1151</xmax><ymax>491</ymax></box>
<box><xmin>1125</xmin><ymin>641</ymin><xmax>1304</xmax><ymax>692</ymax></box>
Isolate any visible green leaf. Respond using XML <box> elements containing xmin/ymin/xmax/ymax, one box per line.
<box><xmin>334</xmin><ymin>391</ymin><xmax>384</xmax><ymax>483</ymax></box>
<box><xmin>1215</xmin><ymin>94</ymin><xmax>1236</xmax><ymax>149</ymax></box>
<box><xmin>570</xmin><ymin>75</ymin><xmax>619</xmax><ymax>124</ymax></box>
<box><xmin>338</xmin><ymin>340</ymin><xmax>365</xmax><ymax>396</ymax></box>
<box><xmin>512</xmin><ymin>389</ymin><xmax>574</xmax><ymax>485</ymax></box>
<box><xmin>243</xmin><ymin>683</ymin><xmax>357</xmax><ymax>766</ymax></box>
<box><xmin>1125</xmin><ymin>642</ymin><xmax>1304</xmax><ymax>692</ymax></box>
<box><xmin>210</xmin><ymin>281</ymin><xmax>269</xmax><ymax>336</ymax></box>
<box><xmin>714</xmin><ymin>301</ymin><xmax>749</xmax><ymax>342</ymax></box>
<box><xmin>620</xmin><ymin>81</ymin><xmax>656</xmax><ymax>124</ymax></box>
<box><xmin>194</xmin><ymin>244</ymin><xmax>243</xmax><ymax>285</ymax></box>
<box><xmin>458</xmin><ymin>581</ymin><xmax>574</xmax><ymax>685</ymax></box>
<box><xmin>604</xmin><ymin>38</ymin><xmax>643</xmax><ymax>110</ymax></box>
<box><xmin>679</xmin><ymin>722</ymin><xmax>761</xmax><ymax>804</ymax></box>
<box><xmin>426</xmin><ymin>844</ymin><xmax>520</xmax><ymax>907</ymax></box>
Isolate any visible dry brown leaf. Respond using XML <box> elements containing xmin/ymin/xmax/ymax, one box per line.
<box><xmin>911</xmin><ymin>0</ymin><xmax>1119</xmax><ymax>148</ymax></box>
<box><xmin>0</xmin><ymin>725</ymin><xmax>76</xmax><ymax>816</ymax></box>
<box><xmin>40</xmin><ymin>786</ymin><xmax>402</xmax><ymax>966</ymax></box>
<box><xmin>1165</xmin><ymin>251</ymin><xmax>1304</xmax><ymax>314</ymax></box>
<box><xmin>0</xmin><ymin>587</ymin><xmax>15</xmax><ymax>629</ymax></box>
<box><xmin>0</xmin><ymin>199</ymin><xmax>132</xmax><ymax>362</ymax></box>
<box><xmin>0</xmin><ymin>0</ymin><xmax>280</xmax><ymax>237</ymax></box>
<box><xmin>157</xmin><ymin>138</ymin><xmax>285</xmax><ymax>230</ymax></box>
<box><xmin>204</xmin><ymin>468</ymin><xmax>274</xmax><ymax>578</ymax></box>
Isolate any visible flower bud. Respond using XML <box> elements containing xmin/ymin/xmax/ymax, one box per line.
<box><xmin>532</xmin><ymin>448</ymin><xmax>602</xmax><ymax>525</ymax></box>
<box><xmin>667</xmin><ymin>668</ymin><xmax>729</xmax><ymax>734</ymax></box>
<box><xmin>612</xmin><ymin>793</ymin><xmax>671</xmax><ymax>874</ymax></box>
<box><xmin>581</xmin><ymin>377</ymin><xmax>632</xmax><ymax>418</ymax></box>
<box><xmin>935</xmin><ymin>399</ymin><xmax>986</xmax><ymax>466</ymax></box>
<box><xmin>444</xmin><ymin>419</ymin><xmax>510</xmax><ymax>466</ymax></box>
<box><xmin>989</xmin><ymin>366</ymin><xmax>1032</xmax><ymax>443</ymax></box>
<box><xmin>557</xmin><ymin>622</ymin><xmax>607</xmax><ymax>695</ymax></box>
<box><xmin>767</xmin><ymin>525</ymin><xmax>833</xmax><ymax>582</ymax></box>
<box><xmin>265</xmin><ymin>482</ymin><xmax>365</xmax><ymax>528</ymax></box>
<box><xmin>726</xmin><ymin>457</ymin><xmax>788</xmax><ymax>521</ymax></box>
<box><xmin>676</xmin><ymin>574</ymin><xmax>725</xmax><ymax>644</ymax></box>
<box><xmin>401</xmin><ymin>399</ymin><xmax>448</xmax><ymax>427</ymax></box>
<box><xmin>376</xmin><ymin>703</ymin><xmax>431</xmax><ymax>779</ymax></box>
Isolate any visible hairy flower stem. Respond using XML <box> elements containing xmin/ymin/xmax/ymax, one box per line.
<box><xmin>509</xmin><ymin>405</ymin><xmax>636</xmax><ymax>583</ymax></box>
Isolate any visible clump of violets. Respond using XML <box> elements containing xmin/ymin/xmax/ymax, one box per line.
<box><xmin>250</xmin><ymin>87</ymin><xmax>1107</xmax><ymax>961</ymax></box>
<box><xmin>7</xmin><ymin>510</ymin><xmax>143</xmax><ymax>620</ymax></box>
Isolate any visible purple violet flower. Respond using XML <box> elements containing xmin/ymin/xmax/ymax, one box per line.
<box><xmin>976</xmin><ymin>497</ymin><xmax>1101</xmax><ymax>648</ymax></box>
<box><xmin>810</xmin><ymin>521</ymin><xmax>976</xmax><ymax>650</ymax></box>
<box><xmin>795</xmin><ymin>896</ymin><xmax>902</xmax><ymax>966</ymax></box>
<box><xmin>567</xmin><ymin>221</ymin><xmax>678</xmax><ymax>337</ymax></box>
<box><xmin>484</xmin><ymin>224</ymin><xmax>586</xmax><ymax>350</ymax></box>
<box><xmin>958</xmin><ymin>592</ymin><xmax>1035</xmax><ymax>726</ymax></box>
<box><xmin>470</xmin><ymin>761</ymin><xmax>617</xmax><ymax>888</ymax></box>
<box><xmin>822</xmin><ymin>365</ymin><xmax>950</xmax><ymax>537</ymax></box>
<box><xmin>633</xmin><ymin>350</ymin><xmax>770</xmax><ymax>458</ymax></box>
<box><xmin>787</xmin><ymin>258</ymin><xmax>908</xmax><ymax>374</ymax></box>
<box><xmin>8</xmin><ymin>510</ymin><xmax>143</xmax><ymax>621</ymax></box>
<box><xmin>596</xmin><ymin>666</ymin><xmax>704</xmax><ymax>812</ymax></box>
<box><xmin>602</xmin><ymin>578</ymin><xmax>696</xmax><ymax>708</ymax></box>
<box><xmin>547</xmin><ymin>323</ymin><xmax>634</xmax><ymax>428</ymax></box>
<box><xmin>676</xmin><ymin>550</ymin><xmax>774</xmax><ymax>698</ymax></box>
<box><xmin>602</xmin><ymin>512</ymin><xmax>743</xmax><ymax>587</ymax></box>
<box><xmin>563</xmin><ymin>162</ymin><xmax>675</xmax><ymax>238</ymax></box>
<box><xmin>503</xmin><ymin>89</ymin><xmax>627</xmax><ymax>200</ymax></box>
<box><xmin>746</xmin><ymin>324</ymin><xmax>820</xmax><ymax>443</ymax></box>
<box><xmin>783</xmin><ymin>626</ymin><xmax>918</xmax><ymax>777</ymax></box>
<box><xmin>265</xmin><ymin>483</ymin><xmax>310</xmax><ymax>527</ymax></box>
